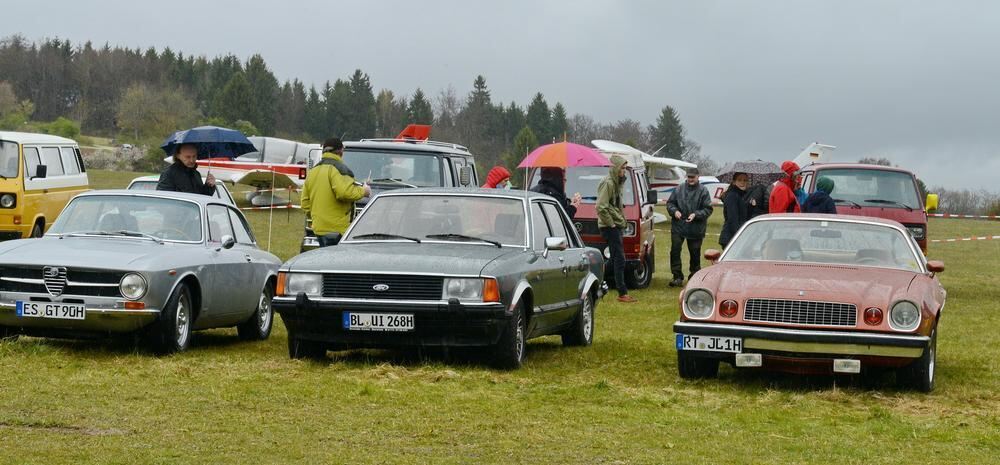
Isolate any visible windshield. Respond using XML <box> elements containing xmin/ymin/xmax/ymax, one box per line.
<box><xmin>0</xmin><ymin>140</ymin><xmax>19</xmax><ymax>178</ymax></box>
<box><xmin>723</xmin><ymin>219</ymin><xmax>921</xmax><ymax>272</ymax></box>
<box><xmin>346</xmin><ymin>195</ymin><xmax>526</xmax><ymax>246</ymax></box>
<box><xmin>528</xmin><ymin>167</ymin><xmax>635</xmax><ymax>205</ymax></box>
<box><xmin>127</xmin><ymin>180</ymin><xmax>158</xmax><ymax>191</ymax></box>
<box><xmin>817</xmin><ymin>168</ymin><xmax>920</xmax><ymax>209</ymax></box>
<box><xmin>48</xmin><ymin>195</ymin><xmax>203</xmax><ymax>242</ymax></box>
<box><xmin>341</xmin><ymin>149</ymin><xmax>442</xmax><ymax>187</ymax></box>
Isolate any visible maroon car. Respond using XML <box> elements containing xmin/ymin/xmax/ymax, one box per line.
<box><xmin>672</xmin><ymin>214</ymin><xmax>946</xmax><ymax>391</ymax></box>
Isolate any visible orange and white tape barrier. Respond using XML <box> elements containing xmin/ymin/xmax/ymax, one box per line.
<box><xmin>930</xmin><ymin>235</ymin><xmax>1000</xmax><ymax>243</ymax></box>
<box><xmin>929</xmin><ymin>213</ymin><xmax>999</xmax><ymax>220</ymax></box>
<box><xmin>241</xmin><ymin>204</ymin><xmax>301</xmax><ymax>211</ymax></box>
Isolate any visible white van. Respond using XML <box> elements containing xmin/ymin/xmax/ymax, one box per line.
<box><xmin>0</xmin><ymin>132</ymin><xmax>90</xmax><ymax>239</ymax></box>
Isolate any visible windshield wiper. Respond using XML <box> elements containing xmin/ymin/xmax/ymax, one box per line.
<box><xmin>833</xmin><ymin>198</ymin><xmax>862</xmax><ymax>209</ymax></box>
<box><xmin>864</xmin><ymin>199</ymin><xmax>913</xmax><ymax>211</ymax></box>
<box><xmin>370</xmin><ymin>178</ymin><xmax>418</xmax><ymax>188</ymax></box>
<box><xmin>425</xmin><ymin>233</ymin><xmax>501</xmax><ymax>248</ymax></box>
<box><xmin>113</xmin><ymin>230</ymin><xmax>164</xmax><ymax>244</ymax></box>
<box><xmin>66</xmin><ymin>230</ymin><xmax>163</xmax><ymax>243</ymax></box>
<box><xmin>352</xmin><ymin>233</ymin><xmax>421</xmax><ymax>243</ymax></box>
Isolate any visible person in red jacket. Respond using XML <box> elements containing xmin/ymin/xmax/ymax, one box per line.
<box><xmin>482</xmin><ymin>166</ymin><xmax>512</xmax><ymax>189</ymax></box>
<box><xmin>769</xmin><ymin>161</ymin><xmax>801</xmax><ymax>213</ymax></box>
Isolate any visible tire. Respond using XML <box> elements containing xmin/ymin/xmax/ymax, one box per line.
<box><xmin>237</xmin><ymin>284</ymin><xmax>274</xmax><ymax>341</ymax></box>
<box><xmin>0</xmin><ymin>325</ymin><xmax>18</xmax><ymax>341</ymax></box>
<box><xmin>287</xmin><ymin>330</ymin><xmax>326</xmax><ymax>360</ymax></box>
<box><xmin>677</xmin><ymin>350</ymin><xmax>720</xmax><ymax>379</ymax></box>
<box><xmin>897</xmin><ymin>328</ymin><xmax>936</xmax><ymax>392</ymax></box>
<box><xmin>624</xmin><ymin>247</ymin><xmax>653</xmax><ymax>289</ymax></box>
<box><xmin>147</xmin><ymin>284</ymin><xmax>194</xmax><ymax>354</ymax></box>
<box><xmin>493</xmin><ymin>300</ymin><xmax>527</xmax><ymax>369</ymax></box>
<box><xmin>30</xmin><ymin>222</ymin><xmax>43</xmax><ymax>238</ymax></box>
<box><xmin>561</xmin><ymin>292</ymin><xmax>595</xmax><ymax>346</ymax></box>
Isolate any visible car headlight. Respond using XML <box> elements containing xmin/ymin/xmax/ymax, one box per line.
<box><xmin>889</xmin><ymin>300</ymin><xmax>921</xmax><ymax>331</ymax></box>
<box><xmin>119</xmin><ymin>273</ymin><xmax>147</xmax><ymax>300</ymax></box>
<box><xmin>624</xmin><ymin>221</ymin><xmax>636</xmax><ymax>237</ymax></box>
<box><xmin>683</xmin><ymin>289</ymin><xmax>715</xmax><ymax>319</ymax></box>
<box><xmin>284</xmin><ymin>273</ymin><xmax>323</xmax><ymax>297</ymax></box>
<box><xmin>905</xmin><ymin>225</ymin><xmax>926</xmax><ymax>241</ymax></box>
<box><xmin>0</xmin><ymin>193</ymin><xmax>15</xmax><ymax>208</ymax></box>
<box><xmin>443</xmin><ymin>278</ymin><xmax>485</xmax><ymax>302</ymax></box>
<box><xmin>603</xmin><ymin>247</ymin><xmax>611</xmax><ymax>259</ymax></box>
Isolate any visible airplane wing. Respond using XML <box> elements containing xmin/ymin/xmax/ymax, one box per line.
<box><xmin>641</xmin><ymin>154</ymin><xmax>697</xmax><ymax>169</ymax></box>
<box><xmin>230</xmin><ymin>169</ymin><xmax>301</xmax><ymax>190</ymax></box>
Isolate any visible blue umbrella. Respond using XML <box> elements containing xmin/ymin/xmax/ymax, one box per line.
<box><xmin>160</xmin><ymin>126</ymin><xmax>256</xmax><ymax>159</ymax></box>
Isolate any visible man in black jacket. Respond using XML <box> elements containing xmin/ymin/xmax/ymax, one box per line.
<box><xmin>667</xmin><ymin>167</ymin><xmax>713</xmax><ymax>287</ymax></box>
<box><xmin>157</xmin><ymin>143</ymin><xmax>216</xmax><ymax>196</ymax></box>
<box><xmin>531</xmin><ymin>167</ymin><xmax>581</xmax><ymax>218</ymax></box>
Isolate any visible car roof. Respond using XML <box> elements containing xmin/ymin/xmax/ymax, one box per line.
<box><xmin>345</xmin><ymin>139</ymin><xmax>472</xmax><ymax>156</ymax></box>
<box><xmin>0</xmin><ymin>131</ymin><xmax>77</xmax><ymax>145</ymax></box>
<box><xmin>376</xmin><ymin>186</ymin><xmax>554</xmax><ymax>200</ymax></box>
<box><xmin>751</xmin><ymin>213</ymin><xmax>908</xmax><ymax>229</ymax></box>
<box><xmin>801</xmin><ymin>163</ymin><xmax>915</xmax><ymax>174</ymax></box>
<box><xmin>76</xmin><ymin>189</ymin><xmax>230</xmax><ymax>206</ymax></box>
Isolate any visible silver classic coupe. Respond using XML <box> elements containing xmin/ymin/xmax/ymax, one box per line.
<box><xmin>273</xmin><ymin>188</ymin><xmax>607</xmax><ymax>368</ymax></box>
<box><xmin>0</xmin><ymin>190</ymin><xmax>282</xmax><ymax>353</ymax></box>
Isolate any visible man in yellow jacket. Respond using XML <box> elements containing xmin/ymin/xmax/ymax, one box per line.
<box><xmin>301</xmin><ymin>138</ymin><xmax>370</xmax><ymax>245</ymax></box>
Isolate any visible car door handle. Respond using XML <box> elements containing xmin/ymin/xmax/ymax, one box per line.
<box><xmin>244</xmin><ymin>254</ymin><xmax>253</xmax><ymax>262</ymax></box>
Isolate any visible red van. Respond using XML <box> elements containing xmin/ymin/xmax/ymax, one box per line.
<box><xmin>798</xmin><ymin>163</ymin><xmax>930</xmax><ymax>252</ymax></box>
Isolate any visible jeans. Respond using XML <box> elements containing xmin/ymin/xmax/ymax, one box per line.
<box><xmin>600</xmin><ymin>226</ymin><xmax>628</xmax><ymax>296</ymax></box>
<box><xmin>670</xmin><ymin>234</ymin><xmax>704</xmax><ymax>280</ymax></box>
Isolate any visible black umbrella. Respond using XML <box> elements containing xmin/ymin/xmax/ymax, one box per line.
<box><xmin>160</xmin><ymin>126</ymin><xmax>256</xmax><ymax>159</ymax></box>
<box><xmin>716</xmin><ymin>159</ymin><xmax>784</xmax><ymax>186</ymax></box>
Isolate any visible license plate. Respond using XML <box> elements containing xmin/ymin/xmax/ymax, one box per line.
<box><xmin>342</xmin><ymin>312</ymin><xmax>414</xmax><ymax>332</ymax></box>
<box><xmin>676</xmin><ymin>333</ymin><xmax>742</xmax><ymax>353</ymax></box>
<box><xmin>16</xmin><ymin>301</ymin><xmax>86</xmax><ymax>320</ymax></box>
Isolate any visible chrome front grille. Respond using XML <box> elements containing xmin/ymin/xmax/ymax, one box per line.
<box><xmin>322</xmin><ymin>274</ymin><xmax>444</xmax><ymax>300</ymax></box>
<box><xmin>744</xmin><ymin>298</ymin><xmax>857</xmax><ymax>327</ymax></box>
<box><xmin>43</xmin><ymin>266</ymin><xmax>68</xmax><ymax>297</ymax></box>
<box><xmin>0</xmin><ymin>266</ymin><xmax>124</xmax><ymax>298</ymax></box>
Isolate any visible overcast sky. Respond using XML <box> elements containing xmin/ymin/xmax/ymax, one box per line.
<box><xmin>3</xmin><ymin>0</ymin><xmax>998</xmax><ymax>190</ymax></box>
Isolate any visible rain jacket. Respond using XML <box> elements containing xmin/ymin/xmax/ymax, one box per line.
<box><xmin>531</xmin><ymin>169</ymin><xmax>577</xmax><ymax>218</ymax></box>
<box><xmin>719</xmin><ymin>186</ymin><xmax>749</xmax><ymax>247</ymax></box>
<box><xmin>769</xmin><ymin>177</ymin><xmax>801</xmax><ymax>213</ymax></box>
<box><xmin>596</xmin><ymin>155</ymin><xmax>628</xmax><ymax>229</ymax></box>
<box><xmin>301</xmin><ymin>151</ymin><xmax>366</xmax><ymax>236</ymax></box>
<box><xmin>156</xmin><ymin>162</ymin><xmax>215</xmax><ymax>196</ymax></box>
<box><xmin>667</xmin><ymin>180</ymin><xmax>713</xmax><ymax>238</ymax></box>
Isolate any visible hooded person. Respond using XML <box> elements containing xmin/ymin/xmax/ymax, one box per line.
<box><xmin>531</xmin><ymin>167</ymin><xmax>580</xmax><ymax>218</ymax></box>
<box><xmin>768</xmin><ymin>160</ymin><xmax>802</xmax><ymax>214</ymax></box>
<box><xmin>667</xmin><ymin>167</ymin><xmax>714</xmax><ymax>287</ymax></box>
<box><xmin>802</xmin><ymin>176</ymin><xmax>838</xmax><ymax>214</ymax></box>
<box><xmin>482</xmin><ymin>166</ymin><xmax>512</xmax><ymax>189</ymax></box>
<box><xmin>597</xmin><ymin>155</ymin><xmax>636</xmax><ymax>303</ymax></box>
<box><xmin>719</xmin><ymin>172</ymin><xmax>751</xmax><ymax>248</ymax></box>
<box><xmin>300</xmin><ymin>137</ymin><xmax>371</xmax><ymax>246</ymax></box>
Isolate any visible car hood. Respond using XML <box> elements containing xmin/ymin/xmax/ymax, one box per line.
<box><xmin>692</xmin><ymin>261</ymin><xmax>918</xmax><ymax>307</ymax></box>
<box><xmin>285</xmin><ymin>242</ymin><xmax>518</xmax><ymax>276</ymax></box>
<box><xmin>0</xmin><ymin>237</ymin><xmax>189</xmax><ymax>270</ymax></box>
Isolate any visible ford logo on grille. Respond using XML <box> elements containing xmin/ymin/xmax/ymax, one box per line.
<box><xmin>372</xmin><ymin>284</ymin><xmax>390</xmax><ymax>292</ymax></box>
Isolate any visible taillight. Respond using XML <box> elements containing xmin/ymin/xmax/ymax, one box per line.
<box><xmin>720</xmin><ymin>299</ymin><xmax>739</xmax><ymax>318</ymax></box>
<box><xmin>864</xmin><ymin>307</ymin><xmax>883</xmax><ymax>326</ymax></box>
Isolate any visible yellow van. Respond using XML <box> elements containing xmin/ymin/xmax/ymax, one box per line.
<box><xmin>0</xmin><ymin>132</ymin><xmax>90</xmax><ymax>239</ymax></box>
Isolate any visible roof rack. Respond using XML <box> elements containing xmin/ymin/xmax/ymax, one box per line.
<box><xmin>357</xmin><ymin>138</ymin><xmax>469</xmax><ymax>152</ymax></box>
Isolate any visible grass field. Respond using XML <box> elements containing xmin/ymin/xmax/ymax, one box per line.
<box><xmin>1</xmin><ymin>170</ymin><xmax>998</xmax><ymax>464</ymax></box>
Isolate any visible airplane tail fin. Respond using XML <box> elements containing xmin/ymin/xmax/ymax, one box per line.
<box><xmin>792</xmin><ymin>143</ymin><xmax>836</xmax><ymax>168</ymax></box>
<box><xmin>395</xmin><ymin>124</ymin><xmax>431</xmax><ymax>141</ymax></box>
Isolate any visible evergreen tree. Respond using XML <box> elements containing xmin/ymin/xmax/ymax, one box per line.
<box><xmin>502</xmin><ymin>126</ymin><xmax>539</xmax><ymax>187</ymax></box>
<box><xmin>407</xmin><ymin>88</ymin><xmax>434</xmax><ymax>125</ymax></box>
<box><xmin>303</xmin><ymin>85</ymin><xmax>325</xmax><ymax>140</ymax></box>
<box><xmin>551</xmin><ymin>102</ymin><xmax>569</xmax><ymax>141</ymax></box>
<box><xmin>347</xmin><ymin>69</ymin><xmax>377</xmax><ymax>139</ymax></box>
<box><xmin>324</xmin><ymin>79</ymin><xmax>352</xmax><ymax>138</ymax></box>
<box><xmin>212</xmin><ymin>72</ymin><xmax>254</xmax><ymax>128</ymax></box>
<box><xmin>244</xmin><ymin>54</ymin><xmax>279</xmax><ymax>134</ymax></box>
<box><xmin>526</xmin><ymin>93</ymin><xmax>551</xmax><ymax>144</ymax></box>
<box><xmin>648</xmin><ymin>105</ymin><xmax>685</xmax><ymax>159</ymax></box>
<box><xmin>375</xmin><ymin>89</ymin><xmax>408</xmax><ymax>137</ymax></box>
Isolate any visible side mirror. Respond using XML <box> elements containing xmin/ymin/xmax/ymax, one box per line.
<box><xmin>459</xmin><ymin>165</ymin><xmax>473</xmax><ymax>187</ymax></box>
<box><xmin>32</xmin><ymin>165</ymin><xmax>47</xmax><ymax>179</ymax></box>
<box><xmin>542</xmin><ymin>236</ymin><xmax>568</xmax><ymax>258</ymax></box>
<box><xmin>704</xmin><ymin>249</ymin><xmax>721</xmax><ymax>262</ymax></box>
<box><xmin>925</xmin><ymin>193</ymin><xmax>939</xmax><ymax>212</ymax></box>
<box><xmin>220</xmin><ymin>235</ymin><xmax>236</xmax><ymax>250</ymax></box>
<box><xmin>926</xmin><ymin>260</ymin><xmax>945</xmax><ymax>273</ymax></box>
<box><xmin>319</xmin><ymin>232</ymin><xmax>342</xmax><ymax>247</ymax></box>
<box><xmin>646</xmin><ymin>189</ymin><xmax>658</xmax><ymax>205</ymax></box>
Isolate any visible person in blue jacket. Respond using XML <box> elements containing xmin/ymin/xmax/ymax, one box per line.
<box><xmin>802</xmin><ymin>176</ymin><xmax>838</xmax><ymax>214</ymax></box>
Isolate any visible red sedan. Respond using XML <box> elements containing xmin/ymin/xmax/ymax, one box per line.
<box><xmin>672</xmin><ymin>214</ymin><xmax>946</xmax><ymax>391</ymax></box>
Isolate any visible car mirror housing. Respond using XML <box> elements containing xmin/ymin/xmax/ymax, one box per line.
<box><xmin>459</xmin><ymin>165</ymin><xmax>473</xmax><ymax>186</ymax></box>
<box><xmin>646</xmin><ymin>189</ymin><xmax>658</xmax><ymax>205</ymax></box>
<box><xmin>926</xmin><ymin>260</ymin><xmax>944</xmax><ymax>273</ymax></box>
<box><xmin>221</xmin><ymin>235</ymin><xmax>236</xmax><ymax>250</ymax></box>
<box><xmin>704</xmin><ymin>249</ymin><xmax>721</xmax><ymax>262</ymax></box>
<box><xmin>32</xmin><ymin>164</ymin><xmax>47</xmax><ymax>179</ymax></box>
<box><xmin>545</xmin><ymin>237</ymin><xmax>568</xmax><ymax>251</ymax></box>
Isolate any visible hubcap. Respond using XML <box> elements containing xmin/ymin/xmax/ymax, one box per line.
<box><xmin>257</xmin><ymin>292</ymin><xmax>272</xmax><ymax>332</ymax></box>
<box><xmin>928</xmin><ymin>336</ymin><xmax>936</xmax><ymax>383</ymax></box>
<box><xmin>582</xmin><ymin>297</ymin><xmax>593</xmax><ymax>342</ymax></box>
<box><xmin>175</xmin><ymin>293</ymin><xmax>190</xmax><ymax>347</ymax></box>
<box><xmin>515</xmin><ymin>316</ymin><xmax>525</xmax><ymax>362</ymax></box>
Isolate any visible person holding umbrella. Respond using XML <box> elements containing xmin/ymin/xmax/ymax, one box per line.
<box><xmin>531</xmin><ymin>167</ymin><xmax>581</xmax><ymax>218</ymax></box>
<box><xmin>156</xmin><ymin>143</ymin><xmax>216</xmax><ymax>196</ymax></box>
<box><xmin>719</xmin><ymin>172</ymin><xmax>750</xmax><ymax>249</ymax></box>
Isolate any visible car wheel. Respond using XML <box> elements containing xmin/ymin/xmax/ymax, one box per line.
<box><xmin>625</xmin><ymin>248</ymin><xmax>653</xmax><ymax>289</ymax></box>
<box><xmin>561</xmin><ymin>292</ymin><xmax>595</xmax><ymax>346</ymax></box>
<box><xmin>897</xmin><ymin>328</ymin><xmax>936</xmax><ymax>392</ymax></box>
<box><xmin>287</xmin><ymin>330</ymin><xmax>326</xmax><ymax>360</ymax></box>
<box><xmin>30</xmin><ymin>222</ymin><xmax>43</xmax><ymax>238</ymax></box>
<box><xmin>237</xmin><ymin>284</ymin><xmax>274</xmax><ymax>341</ymax></box>
<box><xmin>677</xmin><ymin>351</ymin><xmax>720</xmax><ymax>379</ymax></box>
<box><xmin>148</xmin><ymin>284</ymin><xmax>194</xmax><ymax>354</ymax></box>
<box><xmin>493</xmin><ymin>300</ymin><xmax>526</xmax><ymax>369</ymax></box>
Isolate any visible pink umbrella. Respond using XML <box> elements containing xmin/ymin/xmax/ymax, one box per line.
<box><xmin>517</xmin><ymin>141</ymin><xmax>610</xmax><ymax>168</ymax></box>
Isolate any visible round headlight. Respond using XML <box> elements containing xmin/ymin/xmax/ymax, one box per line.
<box><xmin>889</xmin><ymin>301</ymin><xmax>920</xmax><ymax>331</ymax></box>
<box><xmin>684</xmin><ymin>289</ymin><xmax>715</xmax><ymax>319</ymax></box>
<box><xmin>603</xmin><ymin>247</ymin><xmax>611</xmax><ymax>259</ymax></box>
<box><xmin>0</xmin><ymin>193</ymin><xmax>15</xmax><ymax>208</ymax></box>
<box><xmin>120</xmin><ymin>273</ymin><xmax>148</xmax><ymax>300</ymax></box>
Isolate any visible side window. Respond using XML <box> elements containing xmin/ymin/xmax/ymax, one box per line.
<box><xmin>76</xmin><ymin>148</ymin><xmax>87</xmax><ymax>172</ymax></box>
<box><xmin>207</xmin><ymin>205</ymin><xmax>235</xmax><ymax>243</ymax></box>
<box><xmin>23</xmin><ymin>146</ymin><xmax>40</xmax><ymax>177</ymax></box>
<box><xmin>542</xmin><ymin>202</ymin><xmax>580</xmax><ymax>248</ymax></box>
<box><xmin>40</xmin><ymin>147</ymin><xmax>65</xmax><ymax>176</ymax></box>
<box><xmin>530</xmin><ymin>202</ymin><xmax>550</xmax><ymax>250</ymax></box>
<box><xmin>450</xmin><ymin>158</ymin><xmax>465</xmax><ymax>187</ymax></box>
<box><xmin>60</xmin><ymin>147</ymin><xmax>81</xmax><ymax>175</ymax></box>
<box><xmin>441</xmin><ymin>158</ymin><xmax>454</xmax><ymax>186</ymax></box>
<box><xmin>802</xmin><ymin>173</ymin><xmax>815</xmax><ymax>193</ymax></box>
<box><xmin>227</xmin><ymin>208</ymin><xmax>255</xmax><ymax>244</ymax></box>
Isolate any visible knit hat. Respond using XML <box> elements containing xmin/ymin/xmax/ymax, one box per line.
<box><xmin>780</xmin><ymin>161</ymin><xmax>800</xmax><ymax>176</ymax></box>
<box><xmin>816</xmin><ymin>176</ymin><xmax>835</xmax><ymax>193</ymax></box>
<box><xmin>483</xmin><ymin>166</ymin><xmax>511</xmax><ymax>188</ymax></box>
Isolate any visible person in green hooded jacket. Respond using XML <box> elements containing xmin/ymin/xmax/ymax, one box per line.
<box><xmin>301</xmin><ymin>138</ymin><xmax>370</xmax><ymax>246</ymax></box>
<box><xmin>597</xmin><ymin>155</ymin><xmax>637</xmax><ymax>303</ymax></box>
